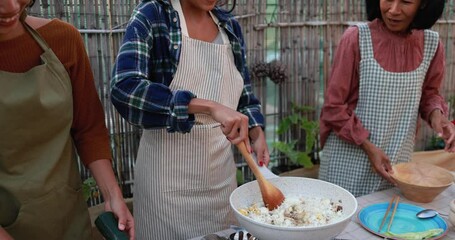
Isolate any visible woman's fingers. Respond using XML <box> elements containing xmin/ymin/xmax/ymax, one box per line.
<box><xmin>210</xmin><ymin>103</ymin><xmax>251</xmax><ymax>146</ymax></box>
<box><xmin>224</xmin><ymin>120</ymin><xmax>241</xmax><ymax>139</ymax></box>
<box><xmin>258</xmin><ymin>148</ymin><xmax>270</xmax><ymax>166</ymax></box>
<box><xmin>222</xmin><ymin>115</ymin><xmax>249</xmax><ymax>145</ymax></box>
<box><xmin>366</xmin><ymin>144</ymin><xmax>397</xmax><ymax>185</ymax></box>
<box><xmin>440</xmin><ymin>121</ymin><xmax>455</xmax><ymax>152</ymax></box>
<box><xmin>443</xmin><ymin>124</ymin><xmax>455</xmax><ymax>152</ymax></box>
<box><xmin>374</xmin><ymin>163</ymin><xmax>396</xmax><ymax>186</ymax></box>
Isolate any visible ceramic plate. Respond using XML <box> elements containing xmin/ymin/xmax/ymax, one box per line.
<box><xmin>358</xmin><ymin>202</ymin><xmax>448</xmax><ymax>240</ymax></box>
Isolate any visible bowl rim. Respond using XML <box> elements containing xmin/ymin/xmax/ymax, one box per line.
<box><xmin>229</xmin><ymin>177</ymin><xmax>358</xmax><ymax>231</ymax></box>
<box><xmin>391</xmin><ymin>162</ymin><xmax>454</xmax><ymax>188</ymax></box>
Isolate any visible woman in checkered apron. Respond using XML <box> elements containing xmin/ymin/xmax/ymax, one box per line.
<box><xmin>319</xmin><ymin>0</ymin><xmax>455</xmax><ymax>197</ymax></box>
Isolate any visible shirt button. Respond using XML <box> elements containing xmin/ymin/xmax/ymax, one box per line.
<box><xmin>173</xmin><ymin>17</ymin><xmax>177</xmax><ymax>22</ymax></box>
<box><xmin>173</xmin><ymin>45</ymin><xmax>178</xmax><ymax>50</ymax></box>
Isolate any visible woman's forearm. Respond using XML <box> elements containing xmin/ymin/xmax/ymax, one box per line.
<box><xmin>87</xmin><ymin>159</ymin><xmax>123</xmax><ymax>201</ymax></box>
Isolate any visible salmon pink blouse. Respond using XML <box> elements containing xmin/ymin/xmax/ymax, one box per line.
<box><xmin>320</xmin><ymin>19</ymin><xmax>448</xmax><ymax>148</ymax></box>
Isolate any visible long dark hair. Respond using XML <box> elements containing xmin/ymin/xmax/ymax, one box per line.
<box><xmin>217</xmin><ymin>0</ymin><xmax>237</xmax><ymax>13</ymax></box>
<box><xmin>366</xmin><ymin>0</ymin><xmax>446</xmax><ymax>30</ymax></box>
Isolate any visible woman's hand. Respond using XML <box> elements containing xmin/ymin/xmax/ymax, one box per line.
<box><xmin>89</xmin><ymin>160</ymin><xmax>135</xmax><ymax>240</ymax></box>
<box><xmin>103</xmin><ymin>196</ymin><xmax>135</xmax><ymax>240</ymax></box>
<box><xmin>188</xmin><ymin>99</ymin><xmax>251</xmax><ymax>148</ymax></box>
<box><xmin>249</xmin><ymin>126</ymin><xmax>270</xmax><ymax>166</ymax></box>
<box><xmin>430</xmin><ymin>109</ymin><xmax>455</xmax><ymax>152</ymax></box>
<box><xmin>361</xmin><ymin>140</ymin><xmax>397</xmax><ymax>185</ymax></box>
<box><xmin>211</xmin><ymin>105</ymin><xmax>250</xmax><ymax>146</ymax></box>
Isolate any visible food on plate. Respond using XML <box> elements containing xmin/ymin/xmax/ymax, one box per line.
<box><xmin>384</xmin><ymin>228</ymin><xmax>444</xmax><ymax>240</ymax></box>
<box><xmin>239</xmin><ymin>195</ymin><xmax>343</xmax><ymax>227</ymax></box>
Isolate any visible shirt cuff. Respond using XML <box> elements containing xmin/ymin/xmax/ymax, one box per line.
<box><xmin>166</xmin><ymin>90</ymin><xmax>196</xmax><ymax>133</ymax></box>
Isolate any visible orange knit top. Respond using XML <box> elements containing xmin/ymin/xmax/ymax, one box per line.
<box><xmin>0</xmin><ymin>19</ymin><xmax>112</xmax><ymax>166</ymax></box>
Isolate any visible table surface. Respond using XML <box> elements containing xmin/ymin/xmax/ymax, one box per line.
<box><xmin>191</xmin><ymin>185</ymin><xmax>455</xmax><ymax>240</ymax></box>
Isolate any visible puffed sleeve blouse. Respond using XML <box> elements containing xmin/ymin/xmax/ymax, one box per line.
<box><xmin>320</xmin><ymin>19</ymin><xmax>448</xmax><ymax>148</ymax></box>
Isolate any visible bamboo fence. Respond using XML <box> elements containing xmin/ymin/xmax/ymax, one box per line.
<box><xmin>28</xmin><ymin>0</ymin><xmax>455</xmax><ymax>204</ymax></box>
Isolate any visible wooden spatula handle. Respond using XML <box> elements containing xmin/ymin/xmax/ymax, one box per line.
<box><xmin>236</xmin><ymin>142</ymin><xmax>264</xmax><ymax>182</ymax></box>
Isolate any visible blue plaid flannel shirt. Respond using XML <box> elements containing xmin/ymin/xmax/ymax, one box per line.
<box><xmin>111</xmin><ymin>0</ymin><xmax>264</xmax><ymax>133</ymax></box>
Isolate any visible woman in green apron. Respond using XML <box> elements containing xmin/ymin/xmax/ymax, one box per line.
<box><xmin>0</xmin><ymin>0</ymin><xmax>135</xmax><ymax>239</ymax></box>
<box><xmin>319</xmin><ymin>0</ymin><xmax>455</xmax><ymax>197</ymax></box>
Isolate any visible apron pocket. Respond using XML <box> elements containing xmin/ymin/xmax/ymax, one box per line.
<box><xmin>5</xmin><ymin>185</ymin><xmax>91</xmax><ymax>240</ymax></box>
<box><xmin>0</xmin><ymin>187</ymin><xmax>21</xmax><ymax>227</ymax></box>
<box><xmin>138</xmin><ymin>127</ymin><xmax>231</xmax><ymax>193</ymax></box>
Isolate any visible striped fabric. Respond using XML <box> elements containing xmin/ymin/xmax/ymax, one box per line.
<box><xmin>133</xmin><ymin>1</ymin><xmax>243</xmax><ymax>239</ymax></box>
<box><xmin>319</xmin><ymin>23</ymin><xmax>439</xmax><ymax>197</ymax></box>
<box><xmin>110</xmin><ymin>0</ymin><xmax>264</xmax><ymax>133</ymax></box>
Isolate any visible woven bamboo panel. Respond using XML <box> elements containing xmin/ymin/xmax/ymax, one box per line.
<box><xmin>28</xmin><ymin>0</ymin><xmax>455</xmax><ymax>203</ymax></box>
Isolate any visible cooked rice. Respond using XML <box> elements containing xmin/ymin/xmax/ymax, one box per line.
<box><xmin>239</xmin><ymin>195</ymin><xmax>343</xmax><ymax>227</ymax></box>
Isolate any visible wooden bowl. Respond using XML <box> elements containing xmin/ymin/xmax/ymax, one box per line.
<box><xmin>411</xmin><ymin>150</ymin><xmax>455</xmax><ymax>179</ymax></box>
<box><xmin>391</xmin><ymin>162</ymin><xmax>454</xmax><ymax>203</ymax></box>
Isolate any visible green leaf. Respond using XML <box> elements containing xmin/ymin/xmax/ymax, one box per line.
<box><xmin>236</xmin><ymin>169</ymin><xmax>244</xmax><ymax>185</ymax></box>
<box><xmin>273</xmin><ymin>102</ymin><xmax>320</xmax><ymax>168</ymax></box>
<box><xmin>385</xmin><ymin>229</ymin><xmax>444</xmax><ymax>240</ymax></box>
<box><xmin>296</xmin><ymin>152</ymin><xmax>314</xmax><ymax>168</ymax></box>
<box><xmin>82</xmin><ymin>184</ymin><xmax>91</xmax><ymax>202</ymax></box>
<box><xmin>289</xmin><ymin>114</ymin><xmax>300</xmax><ymax>124</ymax></box>
<box><xmin>82</xmin><ymin>177</ymin><xmax>97</xmax><ymax>201</ymax></box>
<box><xmin>83</xmin><ymin>177</ymin><xmax>96</xmax><ymax>187</ymax></box>
<box><xmin>276</xmin><ymin>118</ymin><xmax>292</xmax><ymax>134</ymax></box>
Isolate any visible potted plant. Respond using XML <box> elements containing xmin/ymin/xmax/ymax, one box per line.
<box><xmin>271</xmin><ymin>102</ymin><xmax>320</xmax><ymax>178</ymax></box>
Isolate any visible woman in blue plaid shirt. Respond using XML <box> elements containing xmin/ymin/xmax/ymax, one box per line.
<box><xmin>111</xmin><ymin>0</ymin><xmax>270</xmax><ymax>239</ymax></box>
<box><xmin>319</xmin><ymin>0</ymin><xmax>455</xmax><ymax>197</ymax></box>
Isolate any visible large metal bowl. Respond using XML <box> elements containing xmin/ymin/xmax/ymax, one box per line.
<box><xmin>229</xmin><ymin>177</ymin><xmax>357</xmax><ymax>240</ymax></box>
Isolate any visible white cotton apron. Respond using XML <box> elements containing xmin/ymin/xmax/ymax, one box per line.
<box><xmin>319</xmin><ymin>24</ymin><xmax>439</xmax><ymax>197</ymax></box>
<box><xmin>134</xmin><ymin>1</ymin><xmax>244</xmax><ymax>239</ymax></box>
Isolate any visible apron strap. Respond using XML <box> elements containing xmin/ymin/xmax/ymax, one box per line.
<box><xmin>170</xmin><ymin>0</ymin><xmax>229</xmax><ymax>44</ymax></box>
<box><xmin>22</xmin><ymin>21</ymin><xmax>51</xmax><ymax>51</ymax></box>
<box><xmin>209</xmin><ymin>12</ymin><xmax>229</xmax><ymax>44</ymax></box>
<box><xmin>357</xmin><ymin>23</ymin><xmax>374</xmax><ymax>60</ymax></box>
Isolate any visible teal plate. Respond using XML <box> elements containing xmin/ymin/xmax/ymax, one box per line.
<box><xmin>358</xmin><ymin>202</ymin><xmax>448</xmax><ymax>240</ymax></box>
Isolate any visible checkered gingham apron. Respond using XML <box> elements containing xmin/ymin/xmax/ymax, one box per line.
<box><xmin>319</xmin><ymin>23</ymin><xmax>439</xmax><ymax>197</ymax></box>
<box><xmin>133</xmin><ymin>0</ymin><xmax>243</xmax><ymax>239</ymax></box>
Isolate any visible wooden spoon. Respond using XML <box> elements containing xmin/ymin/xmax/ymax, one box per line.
<box><xmin>236</xmin><ymin>142</ymin><xmax>285</xmax><ymax>210</ymax></box>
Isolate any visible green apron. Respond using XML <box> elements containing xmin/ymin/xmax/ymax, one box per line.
<box><xmin>0</xmin><ymin>22</ymin><xmax>92</xmax><ymax>239</ymax></box>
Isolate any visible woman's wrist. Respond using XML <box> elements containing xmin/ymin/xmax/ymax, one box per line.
<box><xmin>429</xmin><ymin>108</ymin><xmax>443</xmax><ymax>125</ymax></box>
<box><xmin>360</xmin><ymin>140</ymin><xmax>373</xmax><ymax>154</ymax></box>
<box><xmin>188</xmin><ymin>98</ymin><xmax>217</xmax><ymax>115</ymax></box>
<box><xmin>248</xmin><ymin>126</ymin><xmax>263</xmax><ymax>142</ymax></box>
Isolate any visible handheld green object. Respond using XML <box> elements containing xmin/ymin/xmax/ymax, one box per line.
<box><xmin>95</xmin><ymin>211</ymin><xmax>129</xmax><ymax>240</ymax></box>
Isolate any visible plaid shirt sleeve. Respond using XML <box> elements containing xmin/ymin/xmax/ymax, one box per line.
<box><xmin>110</xmin><ymin>2</ymin><xmax>196</xmax><ymax>133</ymax></box>
<box><xmin>227</xmin><ymin>18</ymin><xmax>265</xmax><ymax>129</ymax></box>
